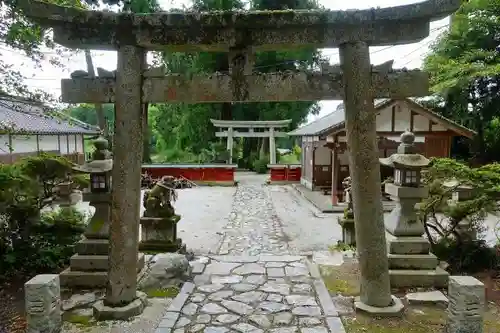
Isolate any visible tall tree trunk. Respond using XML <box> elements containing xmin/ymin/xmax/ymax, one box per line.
<box><xmin>84</xmin><ymin>50</ymin><xmax>108</xmax><ymax>138</ymax></box>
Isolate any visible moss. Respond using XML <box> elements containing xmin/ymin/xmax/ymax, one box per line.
<box><xmin>89</xmin><ymin>219</ymin><xmax>105</xmax><ymax>233</ymax></box>
<box><xmin>145</xmin><ymin>287</ymin><xmax>179</xmax><ymax>298</ymax></box>
<box><xmin>65</xmin><ymin>314</ymin><xmax>94</xmax><ymax>327</ymax></box>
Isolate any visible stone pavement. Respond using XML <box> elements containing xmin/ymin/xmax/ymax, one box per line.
<box><xmin>218</xmin><ymin>184</ymin><xmax>290</xmax><ymax>256</ymax></box>
<box><xmin>155</xmin><ymin>255</ymin><xmax>345</xmax><ymax>333</ymax></box>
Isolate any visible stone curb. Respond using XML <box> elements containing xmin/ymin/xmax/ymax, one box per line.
<box><xmin>306</xmin><ymin>259</ymin><xmax>347</xmax><ymax>333</ymax></box>
<box><xmin>155</xmin><ymin>282</ymin><xmax>195</xmax><ymax>332</ymax></box>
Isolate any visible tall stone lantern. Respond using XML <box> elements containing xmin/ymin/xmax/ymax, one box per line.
<box><xmin>59</xmin><ymin>137</ymin><xmax>119</xmax><ymax>288</ymax></box>
<box><xmin>379</xmin><ymin>131</ymin><xmax>448</xmax><ymax>288</ymax></box>
<box><xmin>75</xmin><ymin>136</ymin><xmax>113</xmax><ymax>239</ymax></box>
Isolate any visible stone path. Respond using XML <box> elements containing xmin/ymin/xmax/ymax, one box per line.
<box><xmin>218</xmin><ymin>184</ymin><xmax>290</xmax><ymax>256</ymax></box>
<box><xmin>155</xmin><ymin>255</ymin><xmax>344</xmax><ymax>333</ymax></box>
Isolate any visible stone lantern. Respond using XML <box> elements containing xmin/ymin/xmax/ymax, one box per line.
<box><xmin>337</xmin><ymin>176</ymin><xmax>356</xmax><ymax>246</ymax></box>
<box><xmin>379</xmin><ymin>131</ymin><xmax>448</xmax><ymax>288</ymax></box>
<box><xmin>59</xmin><ymin>137</ymin><xmax>143</xmax><ymax>288</ymax></box>
<box><xmin>73</xmin><ymin>136</ymin><xmax>113</xmax><ymax>239</ymax></box>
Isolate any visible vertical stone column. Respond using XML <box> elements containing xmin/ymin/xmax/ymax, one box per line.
<box><xmin>269</xmin><ymin>127</ymin><xmax>276</xmax><ymax>164</ymax></box>
<box><xmin>107</xmin><ymin>45</ymin><xmax>145</xmax><ymax>306</ymax></box>
<box><xmin>447</xmin><ymin>276</ymin><xmax>485</xmax><ymax>333</ymax></box>
<box><xmin>227</xmin><ymin>127</ymin><xmax>234</xmax><ymax>164</ymax></box>
<box><xmin>25</xmin><ymin>274</ymin><xmax>61</xmax><ymax>333</ymax></box>
<box><xmin>339</xmin><ymin>42</ymin><xmax>392</xmax><ymax>308</ymax></box>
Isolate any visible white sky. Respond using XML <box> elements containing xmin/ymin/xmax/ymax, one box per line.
<box><xmin>0</xmin><ymin>0</ymin><xmax>449</xmax><ymax>124</ymax></box>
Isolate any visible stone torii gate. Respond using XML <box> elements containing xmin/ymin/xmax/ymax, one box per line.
<box><xmin>16</xmin><ymin>0</ymin><xmax>461</xmax><ymax>317</ymax></box>
<box><xmin>210</xmin><ymin>119</ymin><xmax>292</xmax><ymax>164</ymax></box>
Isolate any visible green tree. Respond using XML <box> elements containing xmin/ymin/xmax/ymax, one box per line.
<box><xmin>153</xmin><ymin>0</ymin><xmax>321</xmax><ymax>164</ymax></box>
<box><xmin>423</xmin><ymin>0</ymin><xmax>500</xmax><ymax>163</ymax></box>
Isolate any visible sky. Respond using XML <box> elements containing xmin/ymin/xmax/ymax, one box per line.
<box><xmin>0</xmin><ymin>0</ymin><xmax>450</xmax><ymax>124</ymax></box>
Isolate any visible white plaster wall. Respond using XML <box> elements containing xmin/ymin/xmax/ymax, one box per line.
<box><xmin>0</xmin><ymin>134</ymin><xmax>85</xmax><ymax>155</ymax></box>
<box><xmin>38</xmin><ymin>135</ymin><xmax>59</xmax><ymax>152</ymax></box>
<box><xmin>10</xmin><ymin>135</ymin><xmax>38</xmax><ymax>153</ymax></box>
<box><xmin>432</xmin><ymin>123</ymin><xmax>446</xmax><ymax>131</ymax></box>
<box><xmin>413</xmin><ymin>114</ymin><xmax>429</xmax><ymax>131</ymax></box>
<box><xmin>314</xmin><ymin>144</ymin><xmax>331</xmax><ymax>165</ymax></box>
<box><xmin>376</xmin><ymin>108</ymin><xmax>392</xmax><ymax>131</ymax></box>
<box><xmin>0</xmin><ymin>134</ymin><xmax>9</xmax><ymax>154</ymax></box>
<box><xmin>394</xmin><ymin>104</ymin><xmax>411</xmax><ymax>131</ymax></box>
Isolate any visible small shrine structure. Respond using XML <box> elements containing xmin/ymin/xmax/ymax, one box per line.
<box><xmin>16</xmin><ymin>0</ymin><xmax>462</xmax><ymax>317</ymax></box>
<box><xmin>210</xmin><ymin>119</ymin><xmax>291</xmax><ymax>164</ymax></box>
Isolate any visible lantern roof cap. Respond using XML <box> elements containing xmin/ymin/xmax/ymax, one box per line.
<box><xmin>73</xmin><ymin>159</ymin><xmax>113</xmax><ymax>173</ymax></box>
<box><xmin>379</xmin><ymin>154</ymin><xmax>430</xmax><ymax>169</ymax></box>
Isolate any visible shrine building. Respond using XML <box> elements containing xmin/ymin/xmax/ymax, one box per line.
<box><xmin>288</xmin><ymin>98</ymin><xmax>475</xmax><ymax>204</ymax></box>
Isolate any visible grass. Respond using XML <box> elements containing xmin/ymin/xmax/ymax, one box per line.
<box><xmin>320</xmin><ymin>262</ymin><xmax>360</xmax><ymax>296</ymax></box>
<box><xmin>343</xmin><ymin>304</ymin><xmax>500</xmax><ymax>333</ymax></box>
<box><xmin>144</xmin><ymin>287</ymin><xmax>179</xmax><ymax>298</ymax></box>
<box><xmin>320</xmin><ymin>260</ymin><xmax>500</xmax><ymax>333</ymax></box>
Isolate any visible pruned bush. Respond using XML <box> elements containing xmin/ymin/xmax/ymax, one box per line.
<box><xmin>0</xmin><ymin>154</ymin><xmax>86</xmax><ymax>281</ymax></box>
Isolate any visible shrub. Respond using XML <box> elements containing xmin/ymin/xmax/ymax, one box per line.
<box><xmin>432</xmin><ymin>237</ymin><xmax>498</xmax><ymax>274</ymax></box>
<box><xmin>1</xmin><ymin>207</ymin><xmax>85</xmax><ymax>279</ymax></box>
<box><xmin>0</xmin><ymin>154</ymin><xmax>86</xmax><ymax>281</ymax></box>
<box><xmin>252</xmin><ymin>157</ymin><xmax>269</xmax><ymax>174</ymax></box>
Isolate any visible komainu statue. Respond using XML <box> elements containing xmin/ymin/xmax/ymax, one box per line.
<box><xmin>139</xmin><ymin>176</ymin><xmax>185</xmax><ymax>253</ymax></box>
<box><xmin>143</xmin><ymin>176</ymin><xmax>178</xmax><ymax>218</ymax></box>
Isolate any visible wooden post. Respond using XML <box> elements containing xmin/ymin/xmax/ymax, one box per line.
<box><xmin>339</xmin><ymin>41</ymin><xmax>392</xmax><ymax>308</ymax></box>
<box><xmin>331</xmin><ymin>148</ymin><xmax>339</xmax><ymax>205</ymax></box>
<box><xmin>106</xmin><ymin>45</ymin><xmax>145</xmax><ymax>306</ymax></box>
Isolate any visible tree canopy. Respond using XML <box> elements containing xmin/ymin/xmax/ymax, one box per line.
<box><xmin>423</xmin><ymin>0</ymin><xmax>500</xmax><ymax>163</ymax></box>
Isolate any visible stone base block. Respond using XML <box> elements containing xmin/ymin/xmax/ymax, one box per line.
<box><xmin>355</xmin><ymin>295</ymin><xmax>404</xmax><ymax>317</ymax></box>
<box><xmin>70</xmin><ymin>253</ymin><xmax>145</xmax><ymax>272</ymax></box>
<box><xmin>139</xmin><ymin>239</ymin><xmax>186</xmax><ymax>253</ymax></box>
<box><xmin>387</xmin><ymin>237</ymin><xmax>430</xmax><ymax>255</ymax></box>
<box><xmin>60</xmin><ymin>254</ymin><xmax>145</xmax><ymax>288</ymax></box>
<box><xmin>389</xmin><ymin>267</ymin><xmax>449</xmax><ymax>288</ymax></box>
<box><xmin>404</xmin><ymin>291</ymin><xmax>448</xmax><ymax>306</ymax></box>
<box><xmin>388</xmin><ymin>253</ymin><xmax>438</xmax><ymax>270</ymax></box>
<box><xmin>75</xmin><ymin>239</ymin><xmax>109</xmax><ymax>255</ymax></box>
<box><xmin>59</xmin><ymin>269</ymin><xmax>108</xmax><ymax>288</ymax></box>
<box><xmin>93</xmin><ymin>292</ymin><xmax>148</xmax><ymax>321</ymax></box>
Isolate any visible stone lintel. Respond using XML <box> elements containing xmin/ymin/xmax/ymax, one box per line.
<box><xmin>17</xmin><ymin>0</ymin><xmax>461</xmax><ymax>50</ymax></box>
<box><xmin>215</xmin><ymin>131</ymin><xmax>288</xmax><ymax>138</ymax></box>
<box><xmin>210</xmin><ymin>119</ymin><xmax>292</xmax><ymax>128</ymax></box>
<box><xmin>60</xmin><ymin>70</ymin><xmax>428</xmax><ymax>104</ymax></box>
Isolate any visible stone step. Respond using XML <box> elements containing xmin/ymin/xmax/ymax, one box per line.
<box><xmin>388</xmin><ymin>253</ymin><xmax>438</xmax><ymax>270</ymax></box>
<box><xmin>59</xmin><ymin>268</ymin><xmax>108</xmax><ymax>288</ymax></box>
<box><xmin>389</xmin><ymin>267</ymin><xmax>449</xmax><ymax>288</ymax></box>
<box><xmin>75</xmin><ymin>239</ymin><xmax>109</xmax><ymax>255</ymax></box>
<box><xmin>387</xmin><ymin>237</ymin><xmax>430</xmax><ymax>255</ymax></box>
<box><xmin>70</xmin><ymin>253</ymin><xmax>145</xmax><ymax>272</ymax></box>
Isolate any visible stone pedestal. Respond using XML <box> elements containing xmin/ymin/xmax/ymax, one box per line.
<box><xmin>60</xmin><ymin>192</ymin><xmax>145</xmax><ymax>288</ymax></box>
<box><xmin>384</xmin><ymin>183</ymin><xmax>448</xmax><ymax>288</ymax></box>
<box><xmin>446</xmin><ymin>276</ymin><xmax>485</xmax><ymax>333</ymax></box>
<box><xmin>139</xmin><ymin>215</ymin><xmax>186</xmax><ymax>252</ymax></box>
<box><xmin>338</xmin><ymin>216</ymin><xmax>355</xmax><ymax>246</ymax></box>
<box><xmin>25</xmin><ymin>274</ymin><xmax>61</xmax><ymax>333</ymax></box>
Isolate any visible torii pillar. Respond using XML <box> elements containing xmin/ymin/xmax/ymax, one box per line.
<box><xmin>269</xmin><ymin>127</ymin><xmax>276</xmax><ymax>164</ymax></box>
<box><xmin>340</xmin><ymin>42</ymin><xmax>402</xmax><ymax>314</ymax></box>
<box><xmin>227</xmin><ymin>127</ymin><xmax>234</xmax><ymax>164</ymax></box>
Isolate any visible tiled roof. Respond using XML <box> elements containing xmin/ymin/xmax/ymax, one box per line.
<box><xmin>0</xmin><ymin>97</ymin><xmax>100</xmax><ymax>135</ymax></box>
<box><xmin>288</xmin><ymin>98</ymin><xmax>475</xmax><ymax>138</ymax></box>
